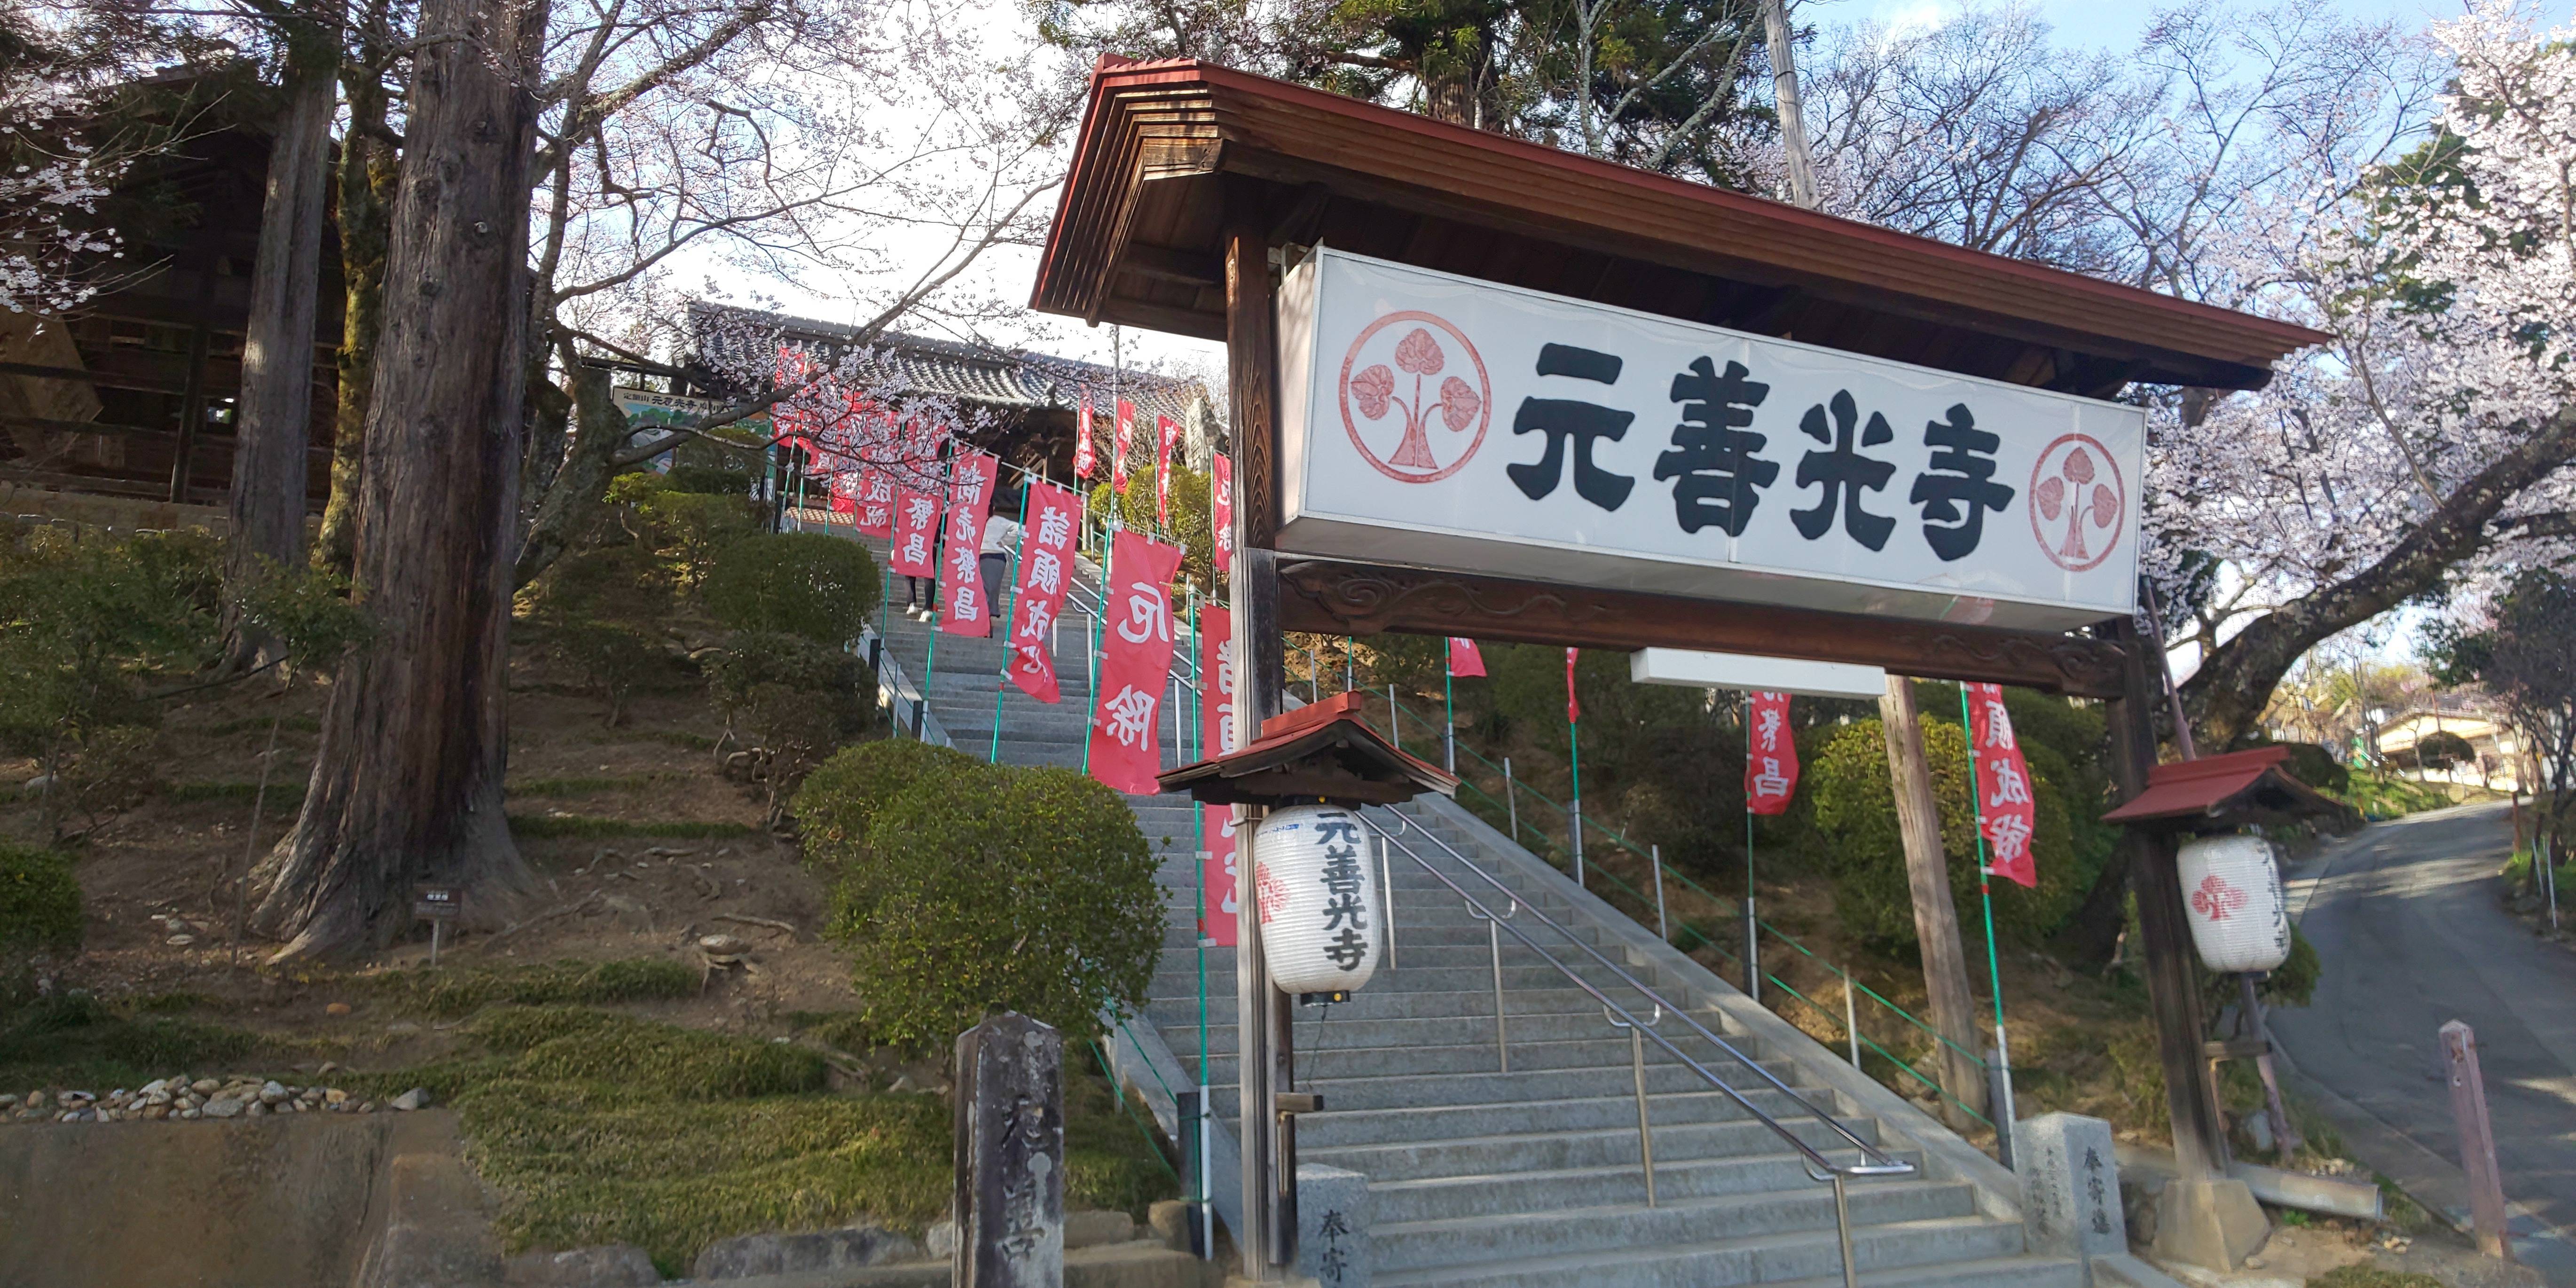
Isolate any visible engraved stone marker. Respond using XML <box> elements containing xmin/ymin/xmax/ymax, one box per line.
<box><xmin>2014</xmin><ymin>1111</ymin><xmax>2126</xmax><ymax>1260</ymax></box>
<box><xmin>954</xmin><ymin>1013</ymin><xmax>1065</xmax><ymax>1288</ymax></box>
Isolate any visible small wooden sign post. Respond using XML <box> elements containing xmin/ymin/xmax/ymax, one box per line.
<box><xmin>413</xmin><ymin>884</ymin><xmax>462</xmax><ymax>966</ymax></box>
<box><xmin>2441</xmin><ymin>1020</ymin><xmax>2514</xmax><ymax>1261</ymax></box>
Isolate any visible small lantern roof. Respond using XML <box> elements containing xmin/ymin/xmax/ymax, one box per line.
<box><xmin>2102</xmin><ymin>746</ymin><xmax>2356</xmax><ymax>832</ymax></box>
<box><xmin>1157</xmin><ymin>693</ymin><xmax>1461</xmax><ymax>806</ymax></box>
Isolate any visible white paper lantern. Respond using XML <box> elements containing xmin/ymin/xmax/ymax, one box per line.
<box><xmin>1253</xmin><ymin>804</ymin><xmax>1384</xmax><ymax>995</ymax></box>
<box><xmin>2175</xmin><ymin>834</ymin><xmax>2291</xmax><ymax>974</ymax></box>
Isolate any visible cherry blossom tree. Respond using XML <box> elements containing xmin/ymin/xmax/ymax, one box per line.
<box><xmin>2157</xmin><ymin>0</ymin><xmax>2576</xmax><ymax>747</ymax></box>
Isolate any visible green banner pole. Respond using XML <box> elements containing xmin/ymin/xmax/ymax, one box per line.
<box><xmin>1959</xmin><ymin>682</ymin><xmax>2016</xmax><ymax>1145</ymax></box>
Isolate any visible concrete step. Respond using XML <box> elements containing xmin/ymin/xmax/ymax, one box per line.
<box><xmin>1303</xmin><ymin>1114</ymin><xmax>1885</xmax><ymax>1185</ymax></box>
<box><xmin>1291</xmin><ymin>1084</ymin><xmax>1839</xmax><ymax>1150</ymax></box>
<box><xmin>1368</xmin><ymin>1147</ymin><xmax>1931</xmax><ymax>1225</ymax></box>
<box><xmin>1178</xmin><ymin>1010</ymin><xmax>1775</xmax><ymax>1057</ymax></box>
<box><xmin>1370</xmin><ymin>1221</ymin><xmax>2064</xmax><ymax>1288</ymax></box>
<box><xmin>1369</xmin><ymin>1180</ymin><xmax>1981</xmax><ymax>1273</ymax></box>
<box><xmin>1172</xmin><ymin>1058</ymin><xmax>1814</xmax><ymax>1115</ymax></box>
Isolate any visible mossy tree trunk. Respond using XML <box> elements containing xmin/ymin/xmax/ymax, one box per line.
<box><xmin>222</xmin><ymin>36</ymin><xmax>337</xmax><ymax>666</ymax></box>
<box><xmin>254</xmin><ymin>0</ymin><xmax>546</xmax><ymax>959</ymax></box>
<box><xmin>314</xmin><ymin>16</ymin><xmax>400</xmax><ymax>580</ymax></box>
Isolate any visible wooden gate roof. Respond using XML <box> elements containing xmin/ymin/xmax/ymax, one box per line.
<box><xmin>1032</xmin><ymin>58</ymin><xmax>2326</xmax><ymax>397</ymax></box>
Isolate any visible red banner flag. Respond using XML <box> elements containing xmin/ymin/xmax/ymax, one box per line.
<box><xmin>1200</xmin><ymin>603</ymin><xmax>1239</xmax><ymax>946</ymax></box>
<box><xmin>1211</xmin><ymin>452</ymin><xmax>1235</xmax><ymax>575</ymax></box>
<box><xmin>887</xmin><ymin>486</ymin><xmax>941</xmax><ymax>577</ymax></box>
<box><xmin>855</xmin><ymin>469</ymin><xmax>894</xmax><ymax>536</ymax></box>
<box><xmin>1112</xmin><ymin>399</ymin><xmax>1137</xmax><ymax>494</ymax></box>
<box><xmin>1073</xmin><ymin>393</ymin><xmax>1097</xmax><ymax>480</ymax></box>
<box><xmin>1086</xmin><ymin>529</ymin><xmax>1183</xmax><ymax>794</ymax></box>
<box><xmin>1005</xmin><ymin>481</ymin><xmax>1083</xmax><ymax>703</ymax></box>
<box><xmin>1154</xmin><ymin>414</ymin><xmax>1181</xmax><ymax>522</ymax></box>
<box><xmin>1564</xmin><ymin>648</ymin><xmax>1581</xmax><ymax>723</ymax></box>
<box><xmin>1966</xmin><ymin>683</ymin><xmax>2039</xmax><ymax>888</ymax></box>
<box><xmin>937</xmin><ymin>452</ymin><xmax>1002</xmax><ymax>636</ymax></box>
<box><xmin>1448</xmin><ymin>637</ymin><xmax>1486</xmax><ymax>678</ymax></box>
<box><xmin>1744</xmin><ymin>690</ymin><xmax>1799</xmax><ymax>816</ymax></box>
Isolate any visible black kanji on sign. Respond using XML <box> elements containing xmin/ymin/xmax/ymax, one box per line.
<box><xmin>1908</xmin><ymin>403</ymin><xmax>2015</xmax><ymax>561</ymax></box>
<box><xmin>1791</xmin><ymin>390</ymin><xmax>1897</xmax><ymax>550</ymax></box>
<box><xmin>1317</xmin><ymin>817</ymin><xmax>1369</xmax><ymax>970</ymax></box>
<box><xmin>1653</xmin><ymin>357</ymin><xmax>1777</xmax><ymax>536</ymax></box>
<box><xmin>1509</xmin><ymin>343</ymin><xmax>1634</xmax><ymax>511</ymax></box>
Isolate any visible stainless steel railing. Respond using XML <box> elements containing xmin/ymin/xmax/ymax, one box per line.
<box><xmin>1367</xmin><ymin>807</ymin><xmax>1913</xmax><ymax>1288</ymax></box>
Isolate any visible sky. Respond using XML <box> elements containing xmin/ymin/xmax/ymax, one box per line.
<box><xmin>1852</xmin><ymin>0</ymin><xmax>2454</xmax><ymax>47</ymax></box>
<box><xmin>760</xmin><ymin>0</ymin><xmax>2481</xmax><ymax>382</ymax></box>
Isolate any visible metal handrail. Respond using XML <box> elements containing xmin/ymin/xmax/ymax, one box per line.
<box><xmin>1371</xmin><ymin>807</ymin><xmax>1910</xmax><ymax>1179</ymax></box>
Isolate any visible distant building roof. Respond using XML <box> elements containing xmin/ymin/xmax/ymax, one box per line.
<box><xmin>685</xmin><ymin>303</ymin><xmax>1206</xmax><ymax>427</ymax></box>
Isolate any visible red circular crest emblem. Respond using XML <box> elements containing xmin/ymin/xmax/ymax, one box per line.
<box><xmin>1337</xmin><ymin>311</ymin><xmax>1492</xmax><ymax>484</ymax></box>
<box><xmin>2028</xmin><ymin>433</ymin><xmax>2126</xmax><ymax>573</ymax></box>
<box><xmin>2189</xmin><ymin>873</ymin><xmax>2248</xmax><ymax>922</ymax></box>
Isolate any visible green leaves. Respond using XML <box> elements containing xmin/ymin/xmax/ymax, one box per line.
<box><xmin>811</xmin><ymin>757</ymin><xmax>1162</xmax><ymax>1052</ymax></box>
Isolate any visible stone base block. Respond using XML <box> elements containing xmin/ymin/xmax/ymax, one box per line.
<box><xmin>2149</xmin><ymin>1177</ymin><xmax>2268</xmax><ymax>1272</ymax></box>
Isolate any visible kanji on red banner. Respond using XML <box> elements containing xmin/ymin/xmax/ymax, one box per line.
<box><xmin>1564</xmin><ymin>648</ymin><xmax>1581</xmax><ymax>723</ymax></box>
<box><xmin>1005</xmin><ymin>481</ymin><xmax>1083</xmax><ymax>703</ymax></box>
<box><xmin>1211</xmin><ymin>452</ymin><xmax>1235</xmax><ymax>575</ymax></box>
<box><xmin>1086</xmin><ymin>529</ymin><xmax>1184</xmax><ymax>794</ymax></box>
<box><xmin>1199</xmin><ymin>603</ymin><xmax>1239</xmax><ymax>946</ymax></box>
<box><xmin>937</xmin><ymin>452</ymin><xmax>1001</xmax><ymax>636</ymax></box>
<box><xmin>855</xmin><ymin>469</ymin><xmax>895</xmax><ymax>537</ymax></box>
<box><xmin>1744</xmin><ymin>690</ymin><xmax>1799</xmax><ymax>816</ymax></box>
<box><xmin>1448</xmin><ymin>637</ymin><xmax>1486</xmax><ymax>678</ymax></box>
<box><xmin>1965</xmin><ymin>683</ymin><xmax>2038</xmax><ymax>888</ymax></box>
<box><xmin>1112</xmin><ymin>398</ymin><xmax>1137</xmax><ymax>494</ymax></box>
<box><xmin>1073</xmin><ymin>393</ymin><xmax>1098</xmax><ymax>480</ymax></box>
<box><xmin>887</xmin><ymin>486</ymin><xmax>941</xmax><ymax>577</ymax></box>
<box><xmin>1154</xmin><ymin>414</ymin><xmax>1181</xmax><ymax>522</ymax></box>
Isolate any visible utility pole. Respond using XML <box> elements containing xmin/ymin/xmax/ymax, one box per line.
<box><xmin>1761</xmin><ymin>0</ymin><xmax>1819</xmax><ymax>209</ymax></box>
<box><xmin>1881</xmin><ymin>675</ymin><xmax>1988</xmax><ymax>1128</ymax></box>
<box><xmin>1761</xmin><ymin>5</ymin><xmax>1982</xmax><ymax>1132</ymax></box>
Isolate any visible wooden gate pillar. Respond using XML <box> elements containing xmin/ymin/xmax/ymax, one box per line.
<box><xmin>2100</xmin><ymin>616</ymin><xmax>2266</xmax><ymax>1268</ymax></box>
<box><xmin>1224</xmin><ymin>192</ymin><xmax>1293</xmax><ymax>1280</ymax></box>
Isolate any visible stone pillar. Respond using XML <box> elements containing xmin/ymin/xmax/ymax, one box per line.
<box><xmin>954</xmin><ymin>1013</ymin><xmax>1064</xmax><ymax>1288</ymax></box>
<box><xmin>2012</xmin><ymin>1113</ymin><xmax>2126</xmax><ymax>1262</ymax></box>
<box><xmin>1296</xmin><ymin>1164</ymin><xmax>1370</xmax><ymax>1288</ymax></box>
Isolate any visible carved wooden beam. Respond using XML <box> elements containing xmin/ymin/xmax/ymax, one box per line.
<box><xmin>1273</xmin><ymin>558</ymin><xmax>2129</xmax><ymax>698</ymax></box>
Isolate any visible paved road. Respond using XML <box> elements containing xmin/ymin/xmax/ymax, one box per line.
<box><xmin>2274</xmin><ymin>801</ymin><xmax>2576</xmax><ymax>1264</ymax></box>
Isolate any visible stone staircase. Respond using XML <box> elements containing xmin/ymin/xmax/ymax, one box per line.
<box><xmin>830</xmin><ymin>518</ymin><xmax>2082</xmax><ymax>1288</ymax></box>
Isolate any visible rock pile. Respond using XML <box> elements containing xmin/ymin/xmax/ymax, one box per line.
<box><xmin>1</xmin><ymin>1077</ymin><xmax>432</xmax><ymax>1123</ymax></box>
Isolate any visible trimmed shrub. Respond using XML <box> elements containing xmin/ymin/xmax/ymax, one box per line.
<box><xmin>0</xmin><ymin>843</ymin><xmax>82</xmax><ymax>957</ymax></box>
<box><xmin>704</xmin><ymin>631</ymin><xmax>875</xmax><ymax>817</ymax></box>
<box><xmin>1806</xmin><ymin>719</ymin><xmax>2081</xmax><ymax>950</ymax></box>
<box><xmin>829</xmin><ymin>765</ymin><xmax>1160</xmax><ymax>1050</ymax></box>
<box><xmin>793</xmin><ymin>739</ymin><xmax>980</xmax><ymax>868</ymax></box>
<box><xmin>703</xmin><ymin>533</ymin><xmax>880</xmax><ymax>644</ymax></box>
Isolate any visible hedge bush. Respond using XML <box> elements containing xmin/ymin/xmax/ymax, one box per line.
<box><xmin>826</xmin><ymin>764</ymin><xmax>1160</xmax><ymax>1050</ymax></box>
<box><xmin>0</xmin><ymin>843</ymin><xmax>82</xmax><ymax>957</ymax></box>
<box><xmin>703</xmin><ymin>533</ymin><xmax>879</xmax><ymax>644</ymax></box>
<box><xmin>1807</xmin><ymin>718</ymin><xmax>2081</xmax><ymax>950</ymax></box>
<box><xmin>793</xmin><ymin>739</ymin><xmax>979</xmax><ymax>874</ymax></box>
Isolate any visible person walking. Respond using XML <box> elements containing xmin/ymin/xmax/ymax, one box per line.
<box><xmin>978</xmin><ymin>511</ymin><xmax>1021</xmax><ymax>623</ymax></box>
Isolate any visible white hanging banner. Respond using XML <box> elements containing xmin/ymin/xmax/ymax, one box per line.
<box><xmin>1276</xmin><ymin>248</ymin><xmax>2144</xmax><ymax>630</ymax></box>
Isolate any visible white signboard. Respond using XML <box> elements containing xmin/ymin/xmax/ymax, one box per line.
<box><xmin>1629</xmin><ymin>648</ymin><xmax>1887</xmax><ymax>700</ymax></box>
<box><xmin>1276</xmin><ymin>249</ymin><xmax>2144</xmax><ymax>631</ymax></box>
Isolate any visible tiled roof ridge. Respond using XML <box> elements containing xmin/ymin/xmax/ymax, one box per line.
<box><xmin>685</xmin><ymin>301</ymin><xmax>1205</xmax><ymax>413</ymax></box>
